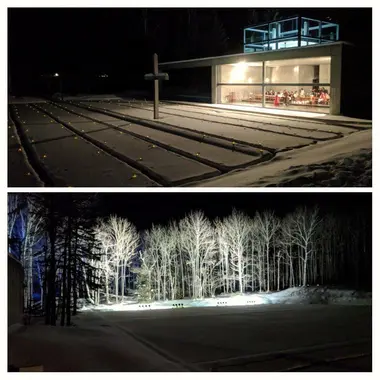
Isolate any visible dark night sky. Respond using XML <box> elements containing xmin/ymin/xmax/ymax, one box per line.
<box><xmin>8</xmin><ymin>8</ymin><xmax>372</xmax><ymax>79</ymax></box>
<box><xmin>95</xmin><ymin>192</ymin><xmax>372</xmax><ymax>231</ymax></box>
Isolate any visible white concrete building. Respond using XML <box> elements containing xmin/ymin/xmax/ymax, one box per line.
<box><xmin>159</xmin><ymin>17</ymin><xmax>350</xmax><ymax>116</ymax></box>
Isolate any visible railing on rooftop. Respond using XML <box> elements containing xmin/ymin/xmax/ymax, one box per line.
<box><xmin>244</xmin><ymin>16</ymin><xmax>339</xmax><ymax>53</ymax></box>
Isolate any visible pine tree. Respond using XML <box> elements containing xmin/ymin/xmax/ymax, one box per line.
<box><xmin>133</xmin><ymin>267</ymin><xmax>152</xmax><ymax>303</ymax></box>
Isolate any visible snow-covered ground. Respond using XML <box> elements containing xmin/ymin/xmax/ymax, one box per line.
<box><xmin>9</xmin><ymin>287</ymin><xmax>371</xmax><ymax>371</ymax></box>
<box><xmin>8</xmin><ymin>317</ymin><xmax>189</xmax><ymax>371</ymax></box>
<box><xmin>78</xmin><ymin>301</ymin><xmax>371</xmax><ymax>371</ymax></box>
<box><xmin>8</xmin><ymin>96</ymin><xmax>47</xmax><ymax>104</ymax></box>
<box><xmin>262</xmin><ymin>149</ymin><xmax>372</xmax><ymax>187</ymax></box>
<box><xmin>79</xmin><ymin>286</ymin><xmax>372</xmax><ymax>313</ymax></box>
<box><xmin>8</xmin><ymin>96</ymin><xmax>372</xmax><ymax>187</ymax></box>
<box><xmin>64</xmin><ymin>94</ymin><xmax>124</xmax><ymax>101</ymax></box>
<box><xmin>73</xmin><ymin>99</ymin><xmax>372</xmax><ymax>187</ymax></box>
<box><xmin>175</xmin><ymin>101</ymin><xmax>371</xmax><ymax>125</ymax></box>
<box><xmin>197</xmin><ymin>129</ymin><xmax>372</xmax><ymax>187</ymax></box>
<box><xmin>263</xmin><ymin>286</ymin><xmax>372</xmax><ymax>305</ymax></box>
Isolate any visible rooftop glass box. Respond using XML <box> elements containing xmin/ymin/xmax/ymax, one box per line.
<box><xmin>244</xmin><ymin>17</ymin><xmax>339</xmax><ymax>52</ymax></box>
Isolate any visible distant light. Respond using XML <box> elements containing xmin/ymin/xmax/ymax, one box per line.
<box><xmin>54</xmin><ymin>73</ymin><xmax>59</xmax><ymax>77</ymax></box>
<box><xmin>248</xmin><ymin>77</ymin><xmax>253</xmax><ymax>83</ymax></box>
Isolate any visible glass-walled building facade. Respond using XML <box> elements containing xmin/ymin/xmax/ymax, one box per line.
<box><xmin>216</xmin><ymin>56</ymin><xmax>331</xmax><ymax>113</ymax></box>
<box><xmin>159</xmin><ymin>23</ymin><xmax>344</xmax><ymax>115</ymax></box>
<box><xmin>244</xmin><ymin>17</ymin><xmax>339</xmax><ymax>53</ymax></box>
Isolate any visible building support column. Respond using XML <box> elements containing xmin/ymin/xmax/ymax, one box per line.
<box><xmin>211</xmin><ymin>65</ymin><xmax>217</xmax><ymax>104</ymax></box>
<box><xmin>330</xmin><ymin>45</ymin><xmax>343</xmax><ymax>115</ymax></box>
<box><xmin>262</xmin><ymin>62</ymin><xmax>265</xmax><ymax>108</ymax></box>
<box><xmin>297</xmin><ymin>16</ymin><xmax>302</xmax><ymax>47</ymax></box>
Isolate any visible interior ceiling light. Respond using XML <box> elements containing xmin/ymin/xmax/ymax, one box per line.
<box><xmin>230</xmin><ymin>61</ymin><xmax>248</xmax><ymax>83</ymax></box>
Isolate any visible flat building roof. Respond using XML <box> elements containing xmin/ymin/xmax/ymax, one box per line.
<box><xmin>159</xmin><ymin>41</ymin><xmax>347</xmax><ymax>70</ymax></box>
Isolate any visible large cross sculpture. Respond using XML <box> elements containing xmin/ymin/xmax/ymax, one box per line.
<box><xmin>144</xmin><ymin>53</ymin><xmax>169</xmax><ymax>119</ymax></box>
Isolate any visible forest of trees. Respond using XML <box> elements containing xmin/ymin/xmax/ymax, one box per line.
<box><xmin>8</xmin><ymin>194</ymin><xmax>371</xmax><ymax>326</ymax></box>
<box><xmin>100</xmin><ymin>7</ymin><xmax>295</xmax><ymax>69</ymax></box>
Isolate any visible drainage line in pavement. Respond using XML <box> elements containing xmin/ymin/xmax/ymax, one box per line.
<box><xmin>51</xmin><ymin>101</ymin><xmax>275</xmax><ymax>177</ymax></box>
<box><xmin>32</xmin><ymin>103</ymin><xmax>169</xmax><ymax>187</ymax></box>
<box><xmin>109</xmin><ymin>100</ymin><xmax>341</xmax><ymax>141</ymax></box>
<box><xmin>69</xmin><ymin>100</ymin><xmax>276</xmax><ymax>156</ymax></box>
<box><xmin>49</xmin><ymin>102</ymin><xmax>232</xmax><ymax>173</ymax></box>
<box><xmin>9</xmin><ymin>106</ymin><xmax>60</xmax><ymax>187</ymax></box>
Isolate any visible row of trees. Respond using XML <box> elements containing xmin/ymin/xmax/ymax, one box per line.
<box><xmin>8</xmin><ymin>194</ymin><xmax>371</xmax><ymax>325</ymax></box>
<box><xmin>130</xmin><ymin>208</ymin><xmax>370</xmax><ymax>302</ymax></box>
<box><xmin>132</xmin><ymin>8</ymin><xmax>284</xmax><ymax>68</ymax></box>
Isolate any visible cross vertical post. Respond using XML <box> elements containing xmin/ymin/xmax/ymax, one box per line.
<box><xmin>144</xmin><ymin>56</ymin><xmax>169</xmax><ymax>118</ymax></box>
<box><xmin>153</xmin><ymin>53</ymin><xmax>159</xmax><ymax>119</ymax></box>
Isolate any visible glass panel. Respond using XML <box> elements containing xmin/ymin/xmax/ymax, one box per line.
<box><xmin>280</xmin><ymin>18</ymin><xmax>299</xmax><ymax>39</ymax></box>
<box><xmin>300</xmin><ymin>37</ymin><xmax>320</xmax><ymax>46</ymax></box>
<box><xmin>264</xmin><ymin>85</ymin><xmax>330</xmax><ymax>113</ymax></box>
<box><xmin>269</xmin><ymin>18</ymin><xmax>298</xmax><ymax>41</ymax></box>
<box><xmin>244</xmin><ymin>45</ymin><xmax>267</xmax><ymax>53</ymax></box>
<box><xmin>264</xmin><ymin>57</ymin><xmax>331</xmax><ymax>84</ymax></box>
<box><xmin>245</xmin><ymin>29</ymin><xmax>265</xmax><ymax>44</ymax></box>
<box><xmin>219</xmin><ymin>62</ymin><xmax>263</xmax><ymax>84</ymax></box>
<box><xmin>219</xmin><ymin>85</ymin><xmax>263</xmax><ymax>106</ymax></box>
<box><xmin>245</xmin><ymin>25</ymin><xmax>269</xmax><ymax>44</ymax></box>
<box><xmin>268</xmin><ymin>37</ymin><xmax>301</xmax><ymax>51</ymax></box>
<box><xmin>321</xmin><ymin>22</ymin><xmax>339</xmax><ymax>41</ymax></box>
<box><xmin>301</xmin><ymin>18</ymin><xmax>321</xmax><ymax>39</ymax></box>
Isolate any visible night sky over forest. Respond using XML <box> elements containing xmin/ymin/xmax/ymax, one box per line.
<box><xmin>95</xmin><ymin>192</ymin><xmax>371</xmax><ymax>231</ymax></box>
<box><xmin>8</xmin><ymin>7</ymin><xmax>372</xmax><ymax>93</ymax></box>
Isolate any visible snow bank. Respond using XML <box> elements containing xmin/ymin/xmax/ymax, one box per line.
<box><xmin>263</xmin><ymin>286</ymin><xmax>372</xmax><ymax>305</ymax></box>
<box><xmin>272</xmin><ymin>150</ymin><xmax>372</xmax><ymax>187</ymax></box>
<box><xmin>79</xmin><ymin>286</ymin><xmax>371</xmax><ymax>313</ymax></box>
<box><xmin>197</xmin><ymin>129</ymin><xmax>372</xmax><ymax>187</ymax></box>
<box><xmin>79</xmin><ymin>298</ymin><xmax>138</xmax><ymax>312</ymax></box>
<box><xmin>79</xmin><ymin>294</ymin><xmax>268</xmax><ymax>312</ymax></box>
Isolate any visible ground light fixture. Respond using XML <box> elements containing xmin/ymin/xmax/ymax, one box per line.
<box><xmin>80</xmin><ymin>294</ymin><xmax>269</xmax><ymax>313</ymax></box>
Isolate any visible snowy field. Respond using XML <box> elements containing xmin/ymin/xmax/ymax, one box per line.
<box><xmin>8</xmin><ymin>96</ymin><xmax>48</xmax><ymax>104</ymax></box>
<box><xmin>198</xmin><ymin>129</ymin><xmax>372</xmax><ymax>187</ymax></box>
<box><xmin>8</xmin><ymin>97</ymin><xmax>371</xmax><ymax>187</ymax></box>
<box><xmin>9</xmin><ymin>299</ymin><xmax>371</xmax><ymax>371</ymax></box>
<box><xmin>79</xmin><ymin>286</ymin><xmax>372</xmax><ymax>313</ymax></box>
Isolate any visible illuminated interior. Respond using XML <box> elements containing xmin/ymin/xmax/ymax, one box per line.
<box><xmin>217</xmin><ymin>56</ymin><xmax>331</xmax><ymax>112</ymax></box>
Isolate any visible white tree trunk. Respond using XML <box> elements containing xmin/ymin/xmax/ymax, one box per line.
<box><xmin>277</xmin><ymin>252</ymin><xmax>281</xmax><ymax>291</ymax></box>
<box><xmin>266</xmin><ymin>243</ymin><xmax>270</xmax><ymax>292</ymax></box>
<box><xmin>115</xmin><ymin>263</ymin><xmax>119</xmax><ymax>303</ymax></box>
<box><xmin>303</xmin><ymin>252</ymin><xmax>309</xmax><ymax>286</ymax></box>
